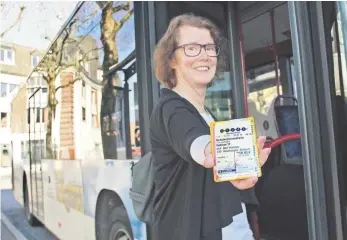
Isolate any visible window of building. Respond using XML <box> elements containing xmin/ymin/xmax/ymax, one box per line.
<box><xmin>9</xmin><ymin>84</ymin><xmax>16</xmax><ymax>93</ymax></box>
<box><xmin>31</xmin><ymin>55</ymin><xmax>40</xmax><ymax>68</ymax></box>
<box><xmin>0</xmin><ymin>48</ymin><xmax>15</xmax><ymax>65</ymax></box>
<box><xmin>97</xmin><ymin>69</ymin><xmax>103</xmax><ymax>81</ymax></box>
<box><xmin>27</xmin><ymin>109</ymin><xmax>30</xmax><ymax>123</ymax></box>
<box><xmin>82</xmin><ymin>107</ymin><xmax>86</xmax><ymax>121</ymax></box>
<box><xmin>2</xmin><ymin>147</ymin><xmax>8</xmax><ymax>156</ymax></box>
<box><xmin>82</xmin><ymin>81</ymin><xmax>86</xmax><ymax>97</ymax></box>
<box><xmin>1</xmin><ymin>83</ymin><xmax>7</xmax><ymax>97</ymax></box>
<box><xmin>36</xmin><ymin>108</ymin><xmax>41</xmax><ymax>123</ymax></box>
<box><xmin>91</xmin><ymin>88</ymin><xmax>98</xmax><ymax>128</ymax></box>
<box><xmin>1</xmin><ymin>112</ymin><xmax>7</xmax><ymax>128</ymax></box>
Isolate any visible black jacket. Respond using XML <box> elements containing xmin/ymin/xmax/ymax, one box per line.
<box><xmin>149</xmin><ymin>88</ymin><xmax>258</xmax><ymax>240</ymax></box>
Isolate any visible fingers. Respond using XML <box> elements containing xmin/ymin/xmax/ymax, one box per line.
<box><xmin>230</xmin><ymin>176</ymin><xmax>258</xmax><ymax>190</ymax></box>
<box><xmin>204</xmin><ymin>153</ymin><xmax>215</xmax><ymax>168</ymax></box>
<box><xmin>257</xmin><ymin>136</ymin><xmax>266</xmax><ymax>151</ymax></box>
<box><xmin>259</xmin><ymin>147</ymin><xmax>271</xmax><ymax>166</ymax></box>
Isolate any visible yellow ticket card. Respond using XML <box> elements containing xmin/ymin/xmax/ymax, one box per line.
<box><xmin>210</xmin><ymin>117</ymin><xmax>262</xmax><ymax>182</ymax></box>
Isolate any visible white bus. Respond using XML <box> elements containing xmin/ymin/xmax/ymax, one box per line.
<box><xmin>10</xmin><ymin>1</ymin><xmax>347</xmax><ymax>240</ymax></box>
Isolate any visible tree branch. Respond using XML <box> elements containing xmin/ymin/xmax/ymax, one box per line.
<box><xmin>55</xmin><ymin>77</ymin><xmax>82</xmax><ymax>93</ymax></box>
<box><xmin>56</xmin><ymin>30</ymin><xmax>70</xmax><ymax>66</ymax></box>
<box><xmin>79</xmin><ymin>46</ymin><xmax>103</xmax><ymax>62</ymax></box>
<box><xmin>0</xmin><ymin>5</ymin><xmax>25</xmax><ymax>38</ymax></box>
<box><xmin>42</xmin><ymin>74</ymin><xmax>49</xmax><ymax>82</ymax></box>
<box><xmin>119</xmin><ymin>8</ymin><xmax>134</xmax><ymax>29</ymax></box>
<box><xmin>113</xmin><ymin>2</ymin><xmax>130</xmax><ymax>13</ymax></box>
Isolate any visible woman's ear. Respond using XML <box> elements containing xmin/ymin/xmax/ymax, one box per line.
<box><xmin>169</xmin><ymin>57</ymin><xmax>177</xmax><ymax>69</ymax></box>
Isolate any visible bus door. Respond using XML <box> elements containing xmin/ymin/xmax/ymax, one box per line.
<box><xmin>327</xmin><ymin>1</ymin><xmax>347</xmax><ymax>234</ymax></box>
<box><xmin>28</xmin><ymin>85</ymin><xmax>45</xmax><ymax>222</ymax></box>
<box><xmin>288</xmin><ymin>2</ymin><xmax>346</xmax><ymax>238</ymax></box>
<box><xmin>238</xmin><ymin>2</ymin><xmax>309</xmax><ymax>240</ymax></box>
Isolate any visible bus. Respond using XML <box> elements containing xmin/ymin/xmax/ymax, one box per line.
<box><xmin>10</xmin><ymin>1</ymin><xmax>347</xmax><ymax>240</ymax></box>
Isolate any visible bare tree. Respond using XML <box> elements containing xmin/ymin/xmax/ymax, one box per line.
<box><xmin>0</xmin><ymin>3</ymin><xmax>26</xmax><ymax>38</ymax></box>
<box><xmin>33</xmin><ymin>1</ymin><xmax>134</xmax><ymax>158</ymax></box>
<box><xmin>34</xmin><ymin>9</ymin><xmax>99</xmax><ymax>158</ymax></box>
<box><xmin>97</xmin><ymin>1</ymin><xmax>134</xmax><ymax>73</ymax></box>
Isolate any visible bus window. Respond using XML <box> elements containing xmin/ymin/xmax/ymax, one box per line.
<box><xmin>98</xmin><ymin>1</ymin><xmax>139</xmax><ymax>160</ymax></box>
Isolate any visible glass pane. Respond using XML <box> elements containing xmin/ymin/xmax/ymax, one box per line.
<box><xmin>101</xmin><ymin>68</ymin><xmax>141</xmax><ymax>160</ymax></box>
<box><xmin>10</xmin><ymin>84</ymin><xmax>16</xmax><ymax>93</ymax></box>
<box><xmin>205</xmin><ymin>72</ymin><xmax>233</xmax><ymax>120</ymax></box>
<box><xmin>1</xmin><ymin>112</ymin><xmax>7</xmax><ymax>127</ymax></box>
<box><xmin>36</xmin><ymin>108</ymin><xmax>41</xmax><ymax>123</ymax></box>
<box><xmin>99</xmin><ymin>2</ymin><xmax>139</xmax><ymax>160</ymax></box>
<box><xmin>1</xmin><ymin>83</ymin><xmax>7</xmax><ymax>97</ymax></box>
<box><xmin>0</xmin><ymin>49</ymin><xmax>4</xmax><ymax>61</ymax></box>
<box><xmin>7</xmin><ymin>50</ymin><xmax>12</xmax><ymax>61</ymax></box>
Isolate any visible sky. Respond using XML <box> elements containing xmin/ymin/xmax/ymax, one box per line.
<box><xmin>0</xmin><ymin>1</ymin><xmax>78</xmax><ymax>51</ymax></box>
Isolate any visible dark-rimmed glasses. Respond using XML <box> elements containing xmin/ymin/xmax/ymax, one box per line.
<box><xmin>172</xmin><ymin>43</ymin><xmax>220</xmax><ymax>57</ymax></box>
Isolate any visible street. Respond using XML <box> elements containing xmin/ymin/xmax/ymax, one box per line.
<box><xmin>1</xmin><ymin>167</ymin><xmax>57</xmax><ymax>240</ymax></box>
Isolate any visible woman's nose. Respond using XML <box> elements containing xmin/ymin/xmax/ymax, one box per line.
<box><xmin>198</xmin><ymin>47</ymin><xmax>209</xmax><ymax>59</ymax></box>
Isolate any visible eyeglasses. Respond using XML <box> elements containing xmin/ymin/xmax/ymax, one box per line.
<box><xmin>173</xmin><ymin>43</ymin><xmax>220</xmax><ymax>57</ymax></box>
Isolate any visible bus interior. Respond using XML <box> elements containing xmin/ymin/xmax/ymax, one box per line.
<box><xmin>162</xmin><ymin>1</ymin><xmax>347</xmax><ymax>240</ymax></box>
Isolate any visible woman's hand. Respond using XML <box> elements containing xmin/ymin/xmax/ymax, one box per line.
<box><xmin>230</xmin><ymin>136</ymin><xmax>271</xmax><ymax>190</ymax></box>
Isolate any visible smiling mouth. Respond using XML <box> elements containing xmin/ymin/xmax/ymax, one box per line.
<box><xmin>195</xmin><ymin>66</ymin><xmax>210</xmax><ymax>71</ymax></box>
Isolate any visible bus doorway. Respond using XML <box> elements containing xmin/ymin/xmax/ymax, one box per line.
<box><xmin>243</xmin><ymin>1</ymin><xmax>347</xmax><ymax>239</ymax></box>
<box><xmin>236</xmin><ymin>2</ymin><xmax>309</xmax><ymax>240</ymax></box>
<box><xmin>156</xmin><ymin>1</ymin><xmax>310</xmax><ymax>240</ymax></box>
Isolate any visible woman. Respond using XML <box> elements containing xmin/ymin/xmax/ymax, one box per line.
<box><xmin>149</xmin><ymin>13</ymin><xmax>271</xmax><ymax>240</ymax></box>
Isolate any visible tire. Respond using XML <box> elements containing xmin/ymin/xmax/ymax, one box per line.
<box><xmin>24</xmin><ymin>183</ymin><xmax>41</xmax><ymax>226</ymax></box>
<box><xmin>108</xmin><ymin>206</ymin><xmax>133</xmax><ymax>240</ymax></box>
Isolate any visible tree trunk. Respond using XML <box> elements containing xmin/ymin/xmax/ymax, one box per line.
<box><xmin>45</xmin><ymin>71</ymin><xmax>57</xmax><ymax>159</ymax></box>
<box><xmin>100</xmin><ymin>3</ymin><xmax>119</xmax><ymax>73</ymax></box>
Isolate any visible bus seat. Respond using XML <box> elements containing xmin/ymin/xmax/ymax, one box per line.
<box><xmin>265</xmin><ymin>98</ymin><xmax>280</xmax><ymax>141</ymax></box>
<box><xmin>274</xmin><ymin>96</ymin><xmax>302</xmax><ymax>165</ymax></box>
<box><xmin>247</xmin><ymin>99</ymin><xmax>278</xmax><ymax>140</ymax></box>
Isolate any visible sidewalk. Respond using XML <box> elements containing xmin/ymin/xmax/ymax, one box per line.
<box><xmin>1</xmin><ymin>220</ymin><xmax>17</xmax><ymax>240</ymax></box>
<box><xmin>1</xmin><ymin>167</ymin><xmax>56</xmax><ymax>240</ymax></box>
<box><xmin>1</xmin><ymin>214</ymin><xmax>27</xmax><ymax>240</ymax></box>
<box><xmin>1</xmin><ymin>166</ymin><xmax>25</xmax><ymax>240</ymax></box>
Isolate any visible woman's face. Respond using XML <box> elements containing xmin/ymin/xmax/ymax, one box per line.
<box><xmin>170</xmin><ymin>25</ymin><xmax>217</xmax><ymax>87</ymax></box>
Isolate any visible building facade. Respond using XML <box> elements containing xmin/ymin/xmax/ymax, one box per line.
<box><xmin>0</xmin><ymin>41</ymin><xmax>44</xmax><ymax>166</ymax></box>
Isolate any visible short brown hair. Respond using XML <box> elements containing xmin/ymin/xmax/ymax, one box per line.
<box><xmin>153</xmin><ymin>13</ymin><xmax>224</xmax><ymax>89</ymax></box>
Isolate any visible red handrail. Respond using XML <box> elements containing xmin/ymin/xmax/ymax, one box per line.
<box><xmin>264</xmin><ymin>133</ymin><xmax>301</xmax><ymax>149</ymax></box>
<box><xmin>235</xmin><ymin>2</ymin><xmax>249</xmax><ymax>117</ymax></box>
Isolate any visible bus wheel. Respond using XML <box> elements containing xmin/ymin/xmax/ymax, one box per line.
<box><xmin>24</xmin><ymin>183</ymin><xmax>40</xmax><ymax>226</ymax></box>
<box><xmin>108</xmin><ymin>206</ymin><xmax>133</xmax><ymax>240</ymax></box>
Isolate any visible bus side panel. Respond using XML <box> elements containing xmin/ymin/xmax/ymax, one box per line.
<box><xmin>11</xmin><ymin>133</ymin><xmax>30</xmax><ymax>207</ymax></box>
<box><xmin>11</xmin><ymin>135</ymin><xmax>24</xmax><ymax>205</ymax></box>
<box><xmin>42</xmin><ymin>159</ymin><xmax>95</xmax><ymax>240</ymax></box>
<box><xmin>42</xmin><ymin>158</ymin><xmax>147</xmax><ymax>240</ymax></box>
<box><xmin>82</xmin><ymin>159</ymin><xmax>147</xmax><ymax>240</ymax></box>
